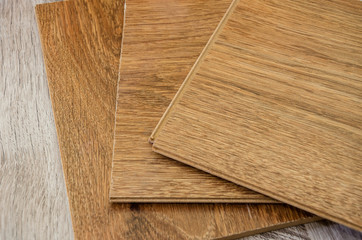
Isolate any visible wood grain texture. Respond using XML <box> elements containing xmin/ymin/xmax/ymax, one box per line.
<box><xmin>36</xmin><ymin>1</ymin><xmax>125</xmax><ymax>238</ymax></box>
<box><xmin>111</xmin><ymin>0</ymin><xmax>273</xmax><ymax>203</ymax></box>
<box><xmin>0</xmin><ymin>0</ymin><xmax>73</xmax><ymax>239</ymax></box>
<box><xmin>35</xmin><ymin>0</ymin><xmax>319</xmax><ymax>238</ymax></box>
<box><xmin>0</xmin><ymin>0</ymin><xmax>356</xmax><ymax>239</ymax></box>
<box><xmin>303</xmin><ymin>221</ymin><xmax>362</xmax><ymax>240</ymax></box>
<box><xmin>152</xmin><ymin>0</ymin><xmax>362</xmax><ymax>231</ymax></box>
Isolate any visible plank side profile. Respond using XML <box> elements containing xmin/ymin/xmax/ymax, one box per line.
<box><xmin>152</xmin><ymin>0</ymin><xmax>362</xmax><ymax>231</ymax></box>
<box><xmin>110</xmin><ymin>0</ymin><xmax>274</xmax><ymax>203</ymax></box>
<box><xmin>36</xmin><ymin>0</ymin><xmax>317</xmax><ymax>238</ymax></box>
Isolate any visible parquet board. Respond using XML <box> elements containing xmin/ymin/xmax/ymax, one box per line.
<box><xmin>151</xmin><ymin>0</ymin><xmax>362</xmax><ymax>231</ymax></box>
<box><xmin>110</xmin><ymin>0</ymin><xmax>273</xmax><ymax>203</ymax></box>
<box><xmin>36</xmin><ymin>0</ymin><xmax>317</xmax><ymax>238</ymax></box>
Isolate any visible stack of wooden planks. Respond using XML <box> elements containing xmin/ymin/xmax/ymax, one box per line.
<box><xmin>35</xmin><ymin>0</ymin><xmax>362</xmax><ymax>238</ymax></box>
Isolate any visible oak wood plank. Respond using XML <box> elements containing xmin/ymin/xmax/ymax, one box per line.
<box><xmin>152</xmin><ymin>0</ymin><xmax>362</xmax><ymax>231</ymax></box>
<box><xmin>36</xmin><ymin>0</ymin><xmax>318</xmax><ymax>238</ymax></box>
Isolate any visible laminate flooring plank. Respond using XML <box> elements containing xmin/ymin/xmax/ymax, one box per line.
<box><xmin>110</xmin><ymin>0</ymin><xmax>272</xmax><ymax>203</ymax></box>
<box><xmin>151</xmin><ymin>0</ymin><xmax>362</xmax><ymax>231</ymax></box>
<box><xmin>36</xmin><ymin>1</ymin><xmax>125</xmax><ymax>238</ymax></box>
<box><xmin>0</xmin><ymin>0</ymin><xmax>73</xmax><ymax>239</ymax></box>
<box><xmin>36</xmin><ymin>0</ymin><xmax>318</xmax><ymax>238</ymax></box>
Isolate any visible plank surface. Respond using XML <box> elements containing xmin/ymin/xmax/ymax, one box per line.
<box><xmin>35</xmin><ymin>0</ymin><xmax>318</xmax><ymax>238</ymax></box>
<box><xmin>151</xmin><ymin>0</ymin><xmax>362</xmax><ymax>231</ymax></box>
<box><xmin>111</xmin><ymin>0</ymin><xmax>273</xmax><ymax>203</ymax></box>
<box><xmin>0</xmin><ymin>0</ymin><xmax>73</xmax><ymax>239</ymax></box>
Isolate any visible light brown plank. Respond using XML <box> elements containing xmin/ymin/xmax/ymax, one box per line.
<box><xmin>36</xmin><ymin>0</ymin><xmax>124</xmax><ymax>238</ymax></box>
<box><xmin>35</xmin><ymin>0</ymin><xmax>318</xmax><ymax>238</ymax></box>
<box><xmin>152</xmin><ymin>0</ymin><xmax>362</xmax><ymax>231</ymax></box>
<box><xmin>111</xmin><ymin>0</ymin><xmax>273</xmax><ymax>203</ymax></box>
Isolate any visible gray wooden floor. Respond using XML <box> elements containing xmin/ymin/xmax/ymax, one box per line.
<box><xmin>0</xmin><ymin>0</ymin><xmax>360</xmax><ymax>239</ymax></box>
<box><xmin>0</xmin><ymin>0</ymin><xmax>73</xmax><ymax>239</ymax></box>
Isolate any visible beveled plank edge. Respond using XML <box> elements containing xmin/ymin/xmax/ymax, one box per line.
<box><xmin>149</xmin><ymin>0</ymin><xmax>240</xmax><ymax>143</ymax></box>
<box><xmin>152</xmin><ymin>145</ymin><xmax>362</xmax><ymax>231</ymax></box>
<box><xmin>109</xmin><ymin>197</ymin><xmax>279</xmax><ymax>203</ymax></box>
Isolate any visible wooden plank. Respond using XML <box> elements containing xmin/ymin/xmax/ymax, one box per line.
<box><xmin>111</xmin><ymin>0</ymin><xmax>273</xmax><ymax>203</ymax></box>
<box><xmin>35</xmin><ymin>0</ymin><xmax>318</xmax><ymax>238</ymax></box>
<box><xmin>151</xmin><ymin>0</ymin><xmax>362</xmax><ymax>231</ymax></box>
